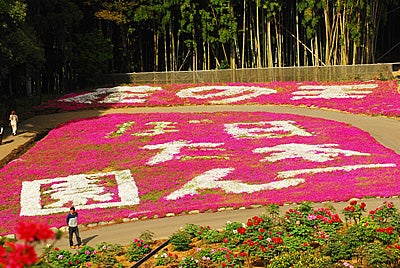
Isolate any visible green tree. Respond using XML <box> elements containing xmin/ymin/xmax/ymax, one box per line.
<box><xmin>71</xmin><ymin>31</ymin><xmax>113</xmax><ymax>88</ymax></box>
<box><xmin>0</xmin><ymin>0</ymin><xmax>44</xmax><ymax>96</ymax></box>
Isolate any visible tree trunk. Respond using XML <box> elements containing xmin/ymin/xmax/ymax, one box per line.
<box><xmin>154</xmin><ymin>21</ymin><xmax>159</xmax><ymax>71</ymax></box>
<box><xmin>26</xmin><ymin>76</ymin><xmax>32</xmax><ymax>97</ymax></box>
<box><xmin>164</xmin><ymin>30</ymin><xmax>168</xmax><ymax>71</ymax></box>
<box><xmin>171</xmin><ymin>23</ymin><xmax>176</xmax><ymax>71</ymax></box>
<box><xmin>274</xmin><ymin>15</ymin><xmax>282</xmax><ymax>67</ymax></box>
<box><xmin>241</xmin><ymin>0</ymin><xmax>246</xmax><ymax>68</ymax></box>
<box><xmin>324</xmin><ymin>2</ymin><xmax>330</xmax><ymax>65</ymax></box>
<box><xmin>255</xmin><ymin>0</ymin><xmax>261</xmax><ymax>67</ymax></box>
<box><xmin>267</xmin><ymin>18</ymin><xmax>273</xmax><ymax>67</ymax></box>
<box><xmin>314</xmin><ymin>34</ymin><xmax>320</xmax><ymax>66</ymax></box>
<box><xmin>296</xmin><ymin>13</ymin><xmax>300</xmax><ymax>67</ymax></box>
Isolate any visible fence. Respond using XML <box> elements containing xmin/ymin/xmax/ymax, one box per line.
<box><xmin>102</xmin><ymin>63</ymin><xmax>397</xmax><ymax>86</ymax></box>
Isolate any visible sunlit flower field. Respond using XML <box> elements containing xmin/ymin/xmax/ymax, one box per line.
<box><xmin>1</xmin><ymin>80</ymin><xmax>399</xmax><ymax>235</ymax></box>
<box><xmin>40</xmin><ymin>80</ymin><xmax>400</xmax><ymax>117</ymax></box>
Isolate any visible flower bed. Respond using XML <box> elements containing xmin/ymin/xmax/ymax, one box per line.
<box><xmin>38</xmin><ymin>80</ymin><xmax>400</xmax><ymax>117</ymax></box>
<box><xmin>0</xmin><ymin>111</ymin><xmax>399</xmax><ymax>235</ymax></box>
<box><xmin>3</xmin><ymin>201</ymin><xmax>400</xmax><ymax>267</ymax></box>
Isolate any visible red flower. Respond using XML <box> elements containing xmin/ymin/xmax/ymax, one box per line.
<box><xmin>15</xmin><ymin>221</ymin><xmax>55</xmax><ymax>242</ymax></box>
<box><xmin>272</xmin><ymin>237</ymin><xmax>283</xmax><ymax>244</ymax></box>
<box><xmin>237</xmin><ymin>227</ymin><xmax>246</xmax><ymax>235</ymax></box>
<box><xmin>350</xmin><ymin>200</ymin><xmax>357</xmax><ymax>205</ymax></box>
<box><xmin>360</xmin><ymin>202</ymin><xmax>366</xmax><ymax>209</ymax></box>
<box><xmin>259</xmin><ymin>228</ymin><xmax>265</xmax><ymax>233</ymax></box>
<box><xmin>386</xmin><ymin>226</ymin><xmax>394</xmax><ymax>235</ymax></box>
<box><xmin>344</xmin><ymin>205</ymin><xmax>355</xmax><ymax>212</ymax></box>
<box><xmin>387</xmin><ymin>202</ymin><xmax>393</xmax><ymax>209</ymax></box>
<box><xmin>0</xmin><ymin>242</ymin><xmax>38</xmax><ymax>268</ymax></box>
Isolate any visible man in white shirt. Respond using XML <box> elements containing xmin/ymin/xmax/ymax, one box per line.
<box><xmin>0</xmin><ymin>124</ymin><xmax>3</xmax><ymax>145</ymax></box>
<box><xmin>66</xmin><ymin>206</ymin><xmax>82</xmax><ymax>249</ymax></box>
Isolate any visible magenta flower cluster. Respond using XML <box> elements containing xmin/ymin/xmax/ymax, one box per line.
<box><xmin>36</xmin><ymin>80</ymin><xmax>400</xmax><ymax>117</ymax></box>
<box><xmin>0</xmin><ymin>111</ymin><xmax>399</xmax><ymax>235</ymax></box>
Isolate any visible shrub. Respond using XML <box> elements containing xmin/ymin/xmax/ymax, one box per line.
<box><xmin>197</xmin><ymin>247</ymin><xmax>245</xmax><ymax>267</ymax></box>
<box><xmin>364</xmin><ymin>243</ymin><xmax>400</xmax><ymax>268</ymax></box>
<box><xmin>139</xmin><ymin>229</ymin><xmax>154</xmax><ymax>244</ymax></box>
<box><xmin>45</xmin><ymin>245</ymin><xmax>97</xmax><ymax>268</ymax></box>
<box><xmin>183</xmin><ymin>223</ymin><xmax>203</xmax><ymax>238</ymax></box>
<box><xmin>200</xmin><ymin>228</ymin><xmax>224</xmax><ymax>244</ymax></box>
<box><xmin>125</xmin><ymin>238</ymin><xmax>152</xmax><ymax>261</ymax></box>
<box><xmin>170</xmin><ymin>230</ymin><xmax>192</xmax><ymax>251</ymax></box>
<box><xmin>269</xmin><ymin>250</ymin><xmax>329</xmax><ymax>268</ymax></box>
<box><xmin>178</xmin><ymin>256</ymin><xmax>200</xmax><ymax>268</ymax></box>
<box><xmin>154</xmin><ymin>249</ymin><xmax>178</xmax><ymax>266</ymax></box>
<box><xmin>221</xmin><ymin>221</ymin><xmax>244</xmax><ymax>248</ymax></box>
<box><xmin>96</xmin><ymin>242</ymin><xmax>124</xmax><ymax>255</ymax></box>
<box><xmin>94</xmin><ymin>242</ymin><xmax>124</xmax><ymax>268</ymax></box>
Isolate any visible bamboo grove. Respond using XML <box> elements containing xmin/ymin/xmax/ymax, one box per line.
<box><xmin>0</xmin><ymin>0</ymin><xmax>399</xmax><ymax>96</ymax></box>
<box><xmin>93</xmin><ymin>0</ymin><xmax>398</xmax><ymax>71</ymax></box>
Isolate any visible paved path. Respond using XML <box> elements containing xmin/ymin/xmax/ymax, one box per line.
<box><xmin>1</xmin><ymin>105</ymin><xmax>399</xmax><ymax>250</ymax></box>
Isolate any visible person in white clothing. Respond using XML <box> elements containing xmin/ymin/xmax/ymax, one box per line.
<box><xmin>9</xmin><ymin>110</ymin><xmax>18</xmax><ymax>136</ymax></box>
<box><xmin>0</xmin><ymin>123</ymin><xmax>3</xmax><ymax>145</ymax></box>
<box><xmin>66</xmin><ymin>206</ymin><xmax>82</xmax><ymax>249</ymax></box>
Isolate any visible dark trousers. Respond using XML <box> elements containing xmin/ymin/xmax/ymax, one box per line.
<box><xmin>68</xmin><ymin>226</ymin><xmax>82</xmax><ymax>246</ymax></box>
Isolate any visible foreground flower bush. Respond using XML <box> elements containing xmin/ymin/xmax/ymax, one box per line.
<box><xmin>8</xmin><ymin>201</ymin><xmax>400</xmax><ymax>267</ymax></box>
<box><xmin>138</xmin><ymin>201</ymin><xmax>400</xmax><ymax>267</ymax></box>
<box><xmin>0</xmin><ymin>111</ymin><xmax>399</xmax><ymax>235</ymax></box>
<box><xmin>37</xmin><ymin>80</ymin><xmax>400</xmax><ymax>117</ymax></box>
<box><xmin>0</xmin><ymin>221</ymin><xmax>57</xmax><ymax>268</ymax></box>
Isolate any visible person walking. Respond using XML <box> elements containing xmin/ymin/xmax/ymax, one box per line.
<box><xmin>66</xmin><ymin>206</ymin><xmax>82</xmax><ymax>249</ymax></box>
<box><xmin>0</xmin><ymin>123</ymin><xmax>4</xmax><ymax>145</ymax></box>
<box><xmin>9</xmin><ymin>110</ymin><xmax>18</xmax><ymax>136</ymax></box>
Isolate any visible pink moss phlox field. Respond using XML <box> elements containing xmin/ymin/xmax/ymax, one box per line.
<box><xmin>0</xmin><ymin>112</ymin><xmax>399</xmax><ymax>235</ymax></box>
<box><xmin>38</xmin><ymin>80</ymin><xmax>400</xmax><ymax>117</ymax></box>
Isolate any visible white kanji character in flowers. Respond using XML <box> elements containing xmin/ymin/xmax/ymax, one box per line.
<box><xmin>106</xmin><ymin>121</ymin><xmax>135</xmax><ymax>137</ymax></box>
<box><xmin>100</xmin><ymin>86</ymin><xmax>162</xmax><ymax>104</ymax></box>
<box><xmin>225</xmin><ymin>120</ymin><xmax>313</xmax><ymax>139</ymax></box>
<box><xmin>59</xmin><ymin>86</ymin><xmax>162</xmax><ymax>104</ymax></box>
<box><xmin>20</xmin><ymin>170</ymin><xmax>140</xmax><ymax>216</ymax></box>
<box><xmin>253</xmin><ymin>143</ymin><xmax>370</xmax><ymax>162</ymax></box>
<box><xmin>291</xmin><ymin>84</ymin><xmax>377</xmax><ymax>100</ymax></box>
<box><xmin>132</xmin><ymin>121</ymin><xmax>178</xmax><ymax>136</ymax></box>
<box><xmin>143</xmin><ymin>140</ymin><xmax>225</xmax><ymax>165</ymax></box>
<box><xmin>277</xmin><ymin>163</ymin><xmax>396</xmax><ymax>180</ymax></box>
<box><xmin>165</xmin><ymin>168</ymin><xmax>304</xmax><ymax>200</ymax></box>
<box><xmin>43</xmin><ymin>174</ymin><xmax>114</xmax><ymax>208</ymax></box>
<box><xmin>176</xmin><ymin>85</ymin><xmax>277</xmax><ymax>104</ymax></box>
